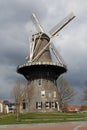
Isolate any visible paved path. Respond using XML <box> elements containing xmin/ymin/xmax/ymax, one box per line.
<box><xmin>74</xmin><ymin>124</ymin><xmax>87</xmax><ymax>130</ymax></box>
<box><xmin>0</xmin><ymin>122</ymin><xmax>87</xmax><ymax>130</ymax></box>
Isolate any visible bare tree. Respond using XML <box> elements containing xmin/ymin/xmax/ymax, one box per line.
<box><xmin>12</xmin><ymin>80</ymin><xmax>34</xmax><ymax>115</ymax></box>
<box><xmin>23</xmin><ymin>82</ymin><xmax>33</xmax><ymax>112</ymax></box>
<box><xmin>82</xmin><ymin>81</ymin><xmax>87</xmax><ymax>103</ymax></box>
<box><xmin>57</xmin><ymin>76</ymin><xmax>75</xmax><ymax>110</ymax></box>
<box><xmin>12</xmin><ymin>80</ymin><xmax>23</xmax><ymax>120</ymax></box>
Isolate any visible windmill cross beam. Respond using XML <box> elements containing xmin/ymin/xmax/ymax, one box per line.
<box><xmin>30</xmin><ymin>12</ymin><xmax>75</xmax><ymax>63</ymax></box>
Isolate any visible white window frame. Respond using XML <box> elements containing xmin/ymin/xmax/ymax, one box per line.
<box><xmin>45</xmin><ymin>102</ymin><xmax>50</xmax><ymax>109</ymax></box>
<box><xmin>53</xmin><ymin>91</ymin><xmax>56</xmax><ymax>98</ymax></box>
<box><xmin>36</xmin><ymin>102</ymin><xmax>42</xmax><ymax>109</ymax></box>
<box><xmin>49</xmin><ymin>93</ymin><xmax>51</xmax><ymax>98</ymax></box>
<box><xmin>41</xmin><ymin>91</ymin><xmax>45</xmax><ymax>97</ymax></box>
<box><xmin>51</xmin><ymin>102</ymin><xmax>56</xmax><ymax>109</ymax></box>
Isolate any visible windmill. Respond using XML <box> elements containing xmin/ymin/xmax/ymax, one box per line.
<box><xmin>17</xmin><ymin>12</ymin><xmax>75</xmax><ymax>112</ymax></box>
<box><xmin>29</xmin><ymin>12</ymin><xmax>75</xmax><ymax>64</ymax></box>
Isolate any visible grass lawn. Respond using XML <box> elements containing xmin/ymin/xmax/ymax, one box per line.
<box><xmin>0</xmin><ymin>112</ymin><xmax>87</xmax><ymax>125</ymax></box>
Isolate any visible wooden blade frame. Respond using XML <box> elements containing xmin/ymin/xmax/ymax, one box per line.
<box><xmin>49</xmin><ymin>12</ymin><xmax>75</xmax><ymax>38</ymax></box>
<box><xmin>31</xmin><ymin>13</ymin><xmax>44</xmax><ymax>33</ymax></box>
<box><xmin>50</xmin><ymin>43</ymin><xmax>66</xmax><ymax>65</ymax></box>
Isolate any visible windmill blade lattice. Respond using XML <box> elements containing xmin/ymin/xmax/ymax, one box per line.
<box><xmin>31</xmin><ymin>13</ymin><xmax>44</xmax><ymax>33</ymax></box>
<box><xmin>50</xmin><ymin>42</ymin><xmax>66</xmax><ymax>66</ymax></box>
<box><xmin>49</xmin><ymin>12</ymin><xmax>75</xmax><ymax>38</ymax></box>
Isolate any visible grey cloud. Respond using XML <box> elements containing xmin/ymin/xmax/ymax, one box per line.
<box><xmin>0</xmin><ymin>0</ymin><xmax>87</xmax><ymax>103</ymax></box>
<box><xmin>0</xmin><ymin>0</ymin><xmax>48</xmax><ymax>28</ymax></box>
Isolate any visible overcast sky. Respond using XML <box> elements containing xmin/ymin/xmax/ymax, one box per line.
<box><xmin>0</xmin><ymin>0</ymin><xmax>87</xmax><ymax>104</ymax></box>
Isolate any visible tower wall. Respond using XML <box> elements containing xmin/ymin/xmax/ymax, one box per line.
<box><xmin>27</xmin><ymin>78</ymin><xmax>59</xmax><ymax>112</ymax></box>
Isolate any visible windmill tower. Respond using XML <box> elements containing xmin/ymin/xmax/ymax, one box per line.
<box><xmin>17</xmin><ymin>12</ymin><xmax>75</xmax><ymax>112</ymax></box>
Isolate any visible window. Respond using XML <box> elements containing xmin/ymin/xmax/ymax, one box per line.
<box><xmin>49</xmin><ymin>93</ymin><xmax>51</xmax><ymax>98</ymax></box>
<box><xmin>38</xmin><ymin>79</ymin><xmax>42</xmax><ymax>86</ymax></box>
<box><xmin>41</xmin><ymin>91</ymin><xmax>45</xmax><ymax>97</ymax></box>
<box><xmin>36</xmin><ymin>102</ymin><xmax>42</xmax><ymax>109</ymax></box>
<box><xmin>51</xmin><ymin>102</ymin><xmax>57</xmax><ymax>109</ymax></box>
<box><xmin>51</xmin><ymin>102</ymin><xmax>55</xmax><ymax>108</ymax></box>
<box><xmin>53</xmin><ymin>91</ymin><xmax>56</xmax><ymax>98</ymax></box>
<box><xmin>45</xmin><ymin>102</ymin><xmax>51</xmax><ymax>109</ymax></box>
<box><xmin>22</xmin><ymin>100</ymin><xmax>27</xmax><ymax>110</ymax></box>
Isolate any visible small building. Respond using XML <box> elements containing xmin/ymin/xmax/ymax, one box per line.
<box><xmin>62</xmin><ymin>106</ymin><xmax>82</xmax><ymax>113</ymax></box>
<box><xmin>0</xmin><ymin>99</ymin><xmax>3</xmax><ymax>113</ymax></box>
<box><xmin>3</xmin><ymin>100</ymin><xmax>15</xmax><ymax>113</ymax></box>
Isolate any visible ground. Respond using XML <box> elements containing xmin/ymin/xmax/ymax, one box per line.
<box><xmin>0</xmin><ymin>122</ymin><xmax>87</xmax><ymax>130</ymax></box>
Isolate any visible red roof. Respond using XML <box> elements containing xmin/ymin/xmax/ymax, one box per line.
<box><xmin>62</xmin><ymin>106</ymin><xmax>82</xmax><ymax>112</ymax></box>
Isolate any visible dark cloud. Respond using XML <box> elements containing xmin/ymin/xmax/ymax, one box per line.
<box><xmin>0</xmin><ymin>0</ymin><xmax>87</xmax><ymax>105</ymax></box>
<box><xmin>0</xmin><ymin>0</ymin><xmax>48</xmax><ymax>28</ymax></box>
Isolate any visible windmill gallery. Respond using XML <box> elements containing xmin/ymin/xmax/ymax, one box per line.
<box><xmin>17</xmin><ymin>13</ymin><xmax>75</xmax><ymax>112</ymax></box>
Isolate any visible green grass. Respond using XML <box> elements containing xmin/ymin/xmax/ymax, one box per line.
<box><xmin>0</xmin><ymin>112</ymin><xmax>87</xmax><ymax>125</ymax></box>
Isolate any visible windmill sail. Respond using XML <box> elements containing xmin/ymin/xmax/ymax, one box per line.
<box><xmin>49</xmin><ymin>12</ymin><xmax>75</xmax><ymax>37</ymax></box>
<box><xmin>31</xmin><ymin>13</ymin><xmax>44</xmax><ymax>33</ymax></box>
<box><xmin>50</xmin><ymin>42</ymin><xmax>66</xmax><ymax>65</ymax></box>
